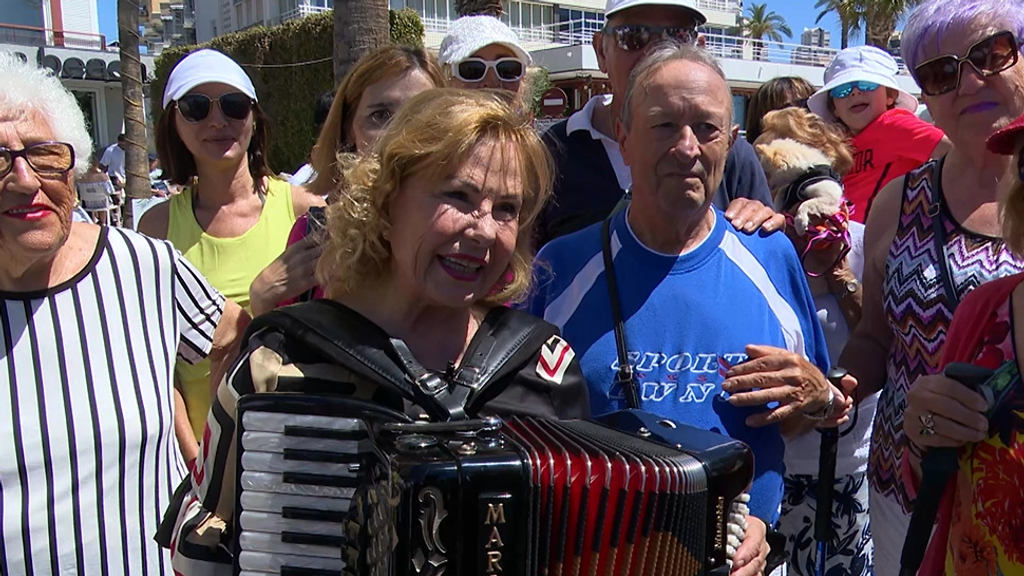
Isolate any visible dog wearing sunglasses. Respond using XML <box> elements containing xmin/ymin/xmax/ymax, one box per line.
<box><xmin>753</xmin><ymin>108</ymin><xmax>854</xmax><ymax>235</ymax></box>
<box><xmin>755</xmin><ymin>139</ymin><xmax>844</xmax><ymax>234</ymax></box>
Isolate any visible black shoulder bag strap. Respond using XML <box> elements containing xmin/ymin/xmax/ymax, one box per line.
<box><xmin>862</xmin><ymin>161</ymin><xmax>892</xmax><ymax>220</ymax></box>
<box><xmin>927</xmin><ymin>156</ymin><xmax>960</xmax><ymax>311</ymax></box>
<box><xmin>601</xmin><ymin>193</ymin><xmax>642</xmax><ymax>409</ymax></box>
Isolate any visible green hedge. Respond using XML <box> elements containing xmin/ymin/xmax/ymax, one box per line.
<box><xmin>151</xmin><ymin>9</ymin><xmax>424</xmax><ymax>174</ymax></box>
<box><xmin>390</xmin><ymin>8</ymin><xmax>425</xmax><ymax>48</ymax></box>
<box><xmin>526</xmin><ymin>66</ymin><xmax>553</xmax><ymax>118</ymax></box>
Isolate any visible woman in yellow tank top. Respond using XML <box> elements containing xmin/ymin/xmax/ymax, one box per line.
<box><xmin>138</xmin><ymin>49</ymin><xmax>323</xmax><ymax>464</ymax></box>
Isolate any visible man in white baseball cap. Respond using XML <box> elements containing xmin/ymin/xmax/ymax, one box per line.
<box><xmin>536</xmin><ymin>0</ymin><xmax>782</xmax><ymax>248</ymax></box>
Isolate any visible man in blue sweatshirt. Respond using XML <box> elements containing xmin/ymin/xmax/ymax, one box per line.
<box><xmin>528</xmin><ymin>43</ymin><xmax>852</xmax><ymax>576</ymax></box>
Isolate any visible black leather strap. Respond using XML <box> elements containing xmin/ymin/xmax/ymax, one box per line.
<box><xmin>928</xmin><ymin>157</ymin><xmax>959</xmax><ymax>312</ymax></box>
<box><xmin>246</xmin><ymin>300</ymin><xmax>427</xmax><ymax>409</ymax></box>
<box><xmin>601</xmin><ymin>195</ymin><xmax>641</xmax><ymax>409</ymax></box>
<box><xmin>389</xmin><ymin>338</ymin><xmax>471</xmax><ymax>421</ymax></box>
<box><xmin>247</xmin><ymin>300</ymin><xmax>555</xmax><ymax>422</ymax></box>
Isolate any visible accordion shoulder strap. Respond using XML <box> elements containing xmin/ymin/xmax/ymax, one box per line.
<box><xmin>244</xmin><ymin>300</ymin><xmax>451</xmax><ymax>420</ymax></box>
<box><xmin>244</xmin><ymin>301</ymin><xmax>557</xmax><ymax>421</ymax></box>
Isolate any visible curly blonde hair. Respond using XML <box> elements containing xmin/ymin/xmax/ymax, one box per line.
<box><xmin>754</xmin><ymin>107</ymin><xmax>855</xmax><ymax>176</ymax></box>
<box><xmin>317</xmin><ymin>88</ymin><xmax>553</xmax><ymax>306</ymax></box>
<box><xmin>1000</xmin><ymin>152</ymin><xmax>1024</xmax><ymax>257</ymax></box>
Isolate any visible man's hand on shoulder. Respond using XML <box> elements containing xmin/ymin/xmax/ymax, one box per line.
<box><xmin>724</xmin><ymin>198</ymin><xmax>785</xmax><ymax>234</ymax></box>
<box><xmin>722</xmin><ymin>344</ymin><xmax>854</xmax><ymax>427</ymax></box>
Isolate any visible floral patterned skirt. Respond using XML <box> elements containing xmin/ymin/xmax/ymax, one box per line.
<box><xmin>778</xmin><ymin>472</ymin><xmax>874</xmax><ymax>576</ymax></box>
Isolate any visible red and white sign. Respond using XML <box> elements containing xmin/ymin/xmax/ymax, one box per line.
<box><xmin>540</xmin><ymin>87</ymin><xmax>568</xmax><ymax>117</ymax></box>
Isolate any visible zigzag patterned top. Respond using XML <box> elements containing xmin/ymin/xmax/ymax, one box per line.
<box><xmin>868</xmin><ymin>158</ymin><xmax>1024</xmax><ymax>512</ymax></box>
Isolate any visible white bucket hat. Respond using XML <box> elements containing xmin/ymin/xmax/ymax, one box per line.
<box><xmin>808</xmin><ymin>45</ymin><xmax>918</xmax><ymax>123</ymax></box>
<box><xmin>604</xmin><ymin>0</ymin><xmax>707</xmax><ymax>26</ymax></box>
<box><xmin>162</xmin><ymin>49</ymin><xmax>258</xmax><ymax>109</ymax></box>
<box><xmin>439</xmin><ymin>16</ymin><xmax>532</xmax><ymax>67</ymax></box>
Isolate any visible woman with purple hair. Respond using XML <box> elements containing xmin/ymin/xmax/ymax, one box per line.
<box><xmin>838</xmin><ymin>0</ymin><xmax>1024</xmax><ymax>573</ymax></box>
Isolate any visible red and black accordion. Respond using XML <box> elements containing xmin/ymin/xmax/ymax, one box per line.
<box><xmin>232</xmin><ymin>395</ymin><xmax>754</xmax><ymax>576</ymax></box>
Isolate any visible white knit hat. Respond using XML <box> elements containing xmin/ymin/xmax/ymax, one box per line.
<box><xmin>439</xmin><ymin>16</ymin><xmax>532</xmax><ymax>67</ymax></box>
<box><xmin>162</xmin><ymin>49</ymin><xmax>258</xmax><ymax>109</ymax></box>
<box><xmin>808</xmin><ymin>46</ymin><xmax>918</xmax><ymax>123</ymax></box>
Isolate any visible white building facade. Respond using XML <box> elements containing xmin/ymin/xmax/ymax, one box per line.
<box><xmin>1</xmin><ymin>0</ymin><xmax>156</xmax><ymax>157</ymax></box>
<box><xmin>385</xmin><ymin>0</ymin><xmax>741</xmax><ymax>51</ymax></box>
<box><xmin>195</xmin><ymin>0</ymin><xmax>332</xmax><ymax>43</ymax></box>
<box><xmin>188</xmin><ymin>0</ymin><xmax>917</xmax><ymax>123</ymax></box>
<box><xmin>143</xmin><ymin>0</ymin><xmax>198</xmax><ymax>55</ymax></box>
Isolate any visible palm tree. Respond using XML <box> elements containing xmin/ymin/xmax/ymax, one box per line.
<box><xmin>813</xmin><ymin>0</ymin><xmax>863</xmax><ymax>49</ymax></box>
<box><xmin>455</xmin><ymin>0</ymin><xmax>504</xmax><ymax>17</ymax></box>
<box><xmin>117</xmin><ymin>0</ymin><xmax>149</xmax><ymax>206</ymax></box>
<box><xmin>333</xmin><ymin>0</ymin><xmax>390</xmax><ymax>82</ymax></box>
<box><xmin>859</xmin><ymin>0</ymin><xmax>921</xmax><ymax>50</ymax></box>
<box><xmin>734</xmin><ymin>3</ymin><xmax>793</xmax><ymax>61</ymax></box>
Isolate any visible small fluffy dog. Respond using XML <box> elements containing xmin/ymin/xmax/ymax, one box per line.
<box><xmin>755</xmin><ymin>137</ymin><xmax>845</xmax><ymax>236</ymax></box>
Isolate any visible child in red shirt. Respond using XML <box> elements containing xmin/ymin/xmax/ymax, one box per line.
<box><xmin>809</xmin><ymin>45</ymin><xmax>949</xmax><ymax>222</ymax></box>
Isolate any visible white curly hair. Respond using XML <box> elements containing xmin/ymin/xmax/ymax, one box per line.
<box><xmin>0</xmin><ymin>53</ymin><xmax>93</xmax><ymax>176</ymax></box>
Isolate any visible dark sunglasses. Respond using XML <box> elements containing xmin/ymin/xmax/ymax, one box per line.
<box><xmin>176</xmin><ymin>92</ymin><xmax>254</xmax><ymax>123</ymax></box>
<box><xmin>604</xmin><ymin>24</ymin><xmax>697</xmax><ymax>52</ymax></box>
<box><xmin>0</xmin><ymin>141</ymin><xmax>75</xmax><ymax>178</ymax></box>
<box><xmin>785</xmin><ymin>98</ymin><xmax>810</xmax><ymax>110</ymax></box>
<box><xmin>454</xmin><ymin>57</ymin><xmax>525</xmax><ymax>83</ymax></box>
<box><xmin>914</xmin><ymin>31</ymin><xmax>1019</xmax><ymax>96</ymax></box>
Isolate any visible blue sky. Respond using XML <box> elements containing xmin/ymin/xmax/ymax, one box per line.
<box><xmin>97</xmin><ymin>0</ymin><xmax>117</xmax><ymax>44</ymax></box>
<box><xmin>765</xmin><ymin>0</ymin><xmax>852</xmax><ymax>48</ymax></box>
<box><xmin>94</xmin><ymin>0</ymin><xmax>853</xmax><ymax>49</ymax></box>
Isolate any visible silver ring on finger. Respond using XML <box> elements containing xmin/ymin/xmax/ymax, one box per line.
<box><xmin>919</xmin><ymin>412</ymin><xmax>936</xmax><ymax>436</ymax></box>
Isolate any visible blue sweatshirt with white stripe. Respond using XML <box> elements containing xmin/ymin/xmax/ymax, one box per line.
<box><xmin>526</xmin><ymin>207</ymin><xmax>831</xmax><ymax>524</ymax></box>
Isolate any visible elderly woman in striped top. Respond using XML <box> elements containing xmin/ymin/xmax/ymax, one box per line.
<box><xmin>0</xmin><ymin>53</ymin><xmax>247</xmax><ymax>574</ymax></box>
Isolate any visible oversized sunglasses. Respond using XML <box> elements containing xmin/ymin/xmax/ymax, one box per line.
<box><xmin>914</xmin><ymin>31</ymin><xmax>1019</xmax><ymax>96</ymax></box>
<box><xmin>829</xmin><ymin>81</ymin><xmax>881</xmax><ymax>99</ymax></box>
<box><xmin>605</xmin><ymin>24</ymin><xmax>697</xmax><ymax>52</ymax></box>
<box><xmin>0</xmin><ymin>141</ymin><xmax>74</xmax><ymax>178</ymax></box>
<box><xmin>454</xmin><ymin>57</ymin><xmax>525</xmax><ymax>83</ymax></box>
<box><xmin>176</xmin><ymin>92</ymin><xmax>255</xmax><ymax>123</ymax></box>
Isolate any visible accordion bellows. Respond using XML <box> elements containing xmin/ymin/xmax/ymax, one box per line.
<box><xmin>232</xmin><ymin>395</ymin><xmax>755</xmax><ymax>576</ymax></box>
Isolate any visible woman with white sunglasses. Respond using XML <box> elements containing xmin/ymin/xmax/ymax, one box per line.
<box><xmin>439</xmin><ymin>15</ymin><xmax>531</xmax><ymax>98</ymax></box>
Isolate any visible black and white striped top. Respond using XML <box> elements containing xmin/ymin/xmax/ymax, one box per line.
<box><xmin>0</xmin><ymin>226</ymin><xmax>225</xmax><ymax>575</ymax></box>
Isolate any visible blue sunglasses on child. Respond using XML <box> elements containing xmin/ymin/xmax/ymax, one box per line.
<box><xmin>829</xmin><ymin>81</ymin><xmax>881</xmax><ymax>99</ymax></box>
